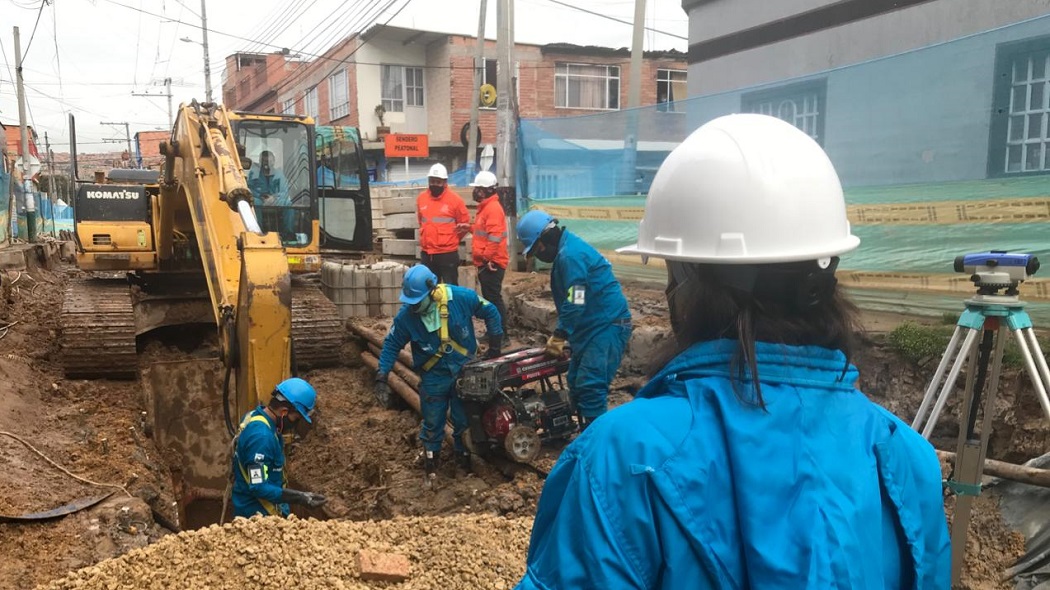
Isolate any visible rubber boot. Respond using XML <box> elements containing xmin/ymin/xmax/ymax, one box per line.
<box><xmin>455</xmin><ymin>450</ymin><xmax>472</xmax><ymax>474</ymax></box>
<box><xmin>423</xmin><ymin>449</ymin><xmax>439</xmax><ymax>490</ymax></box>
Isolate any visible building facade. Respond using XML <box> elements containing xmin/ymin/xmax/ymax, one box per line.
<box><xmin>221</xmin><ymin>25</ymin><xmax>686</xmax><ymax>180</ymax></box>
<box><xmin>680</xmin><ymin>0</ymin><xmax>1050</xmax><ymax>186</ymax></box>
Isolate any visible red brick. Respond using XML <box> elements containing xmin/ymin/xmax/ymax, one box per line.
<box><xmin>357</xmin><ymin>549</ymin><xmax>411</xmax><ymax>582</ymax></box>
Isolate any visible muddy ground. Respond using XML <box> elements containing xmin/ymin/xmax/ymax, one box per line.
<box><xmin>0</xmin><ymin>260</ymin><xmax>1042</xmax><ymax>589</ymax></box>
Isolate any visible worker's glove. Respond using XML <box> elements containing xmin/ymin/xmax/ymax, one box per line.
<box><xmin>545</xmin><ymin>330</ymin><xmax>568</xmax><ymax>358</ymax></box>
<box><xmin>483</xmin><ymin>334</ymin><xmax>503</xmax><ymax>360</ymax></box>
<box><xmin>280</xmin><ymin>488</ymin><xmax>328</xmax><ymax>508</ymax></box>
<box><xmin>374</xmin><ymin>374</ymin><xmax>392</xmax><ymax>404</ymax></box>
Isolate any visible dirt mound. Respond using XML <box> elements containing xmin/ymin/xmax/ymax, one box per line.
<box><xmin>39</xmin><ymin>514</ymin><xmax>532</xmax><ymax>590</ymax></box>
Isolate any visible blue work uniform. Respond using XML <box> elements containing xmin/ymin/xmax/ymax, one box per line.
<box><xmin>378</xmin><ymin>284</ymin><xmax>503</xmax><ymax>452</ymax></box>
<box><xmin>247</xmin><ymin>168</ymin><xmax>289</xmax><ymax>206</ymax></box>
<box><xmin>231</xmin><ymin>407</ymin><xmax>290</xmax><ymax>518</ymax></box>
<box><xmin>550</xmin><ymin>230</ymin><xmax>631</xmax><ymax>419</ymax></box>
<box><xmin>518</xmin><ymin>339</ymin><xmax>951</xmax><ymax>589</ymax></box>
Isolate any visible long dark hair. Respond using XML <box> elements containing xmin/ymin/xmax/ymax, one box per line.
<box><xmin>653</xmin><ymin>259</ymin><xmax>862</xmax><ymax>408</ymax></box>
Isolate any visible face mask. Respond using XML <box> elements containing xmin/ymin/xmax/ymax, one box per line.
<box><xmin>412</xmin><ymin>295</ymin><xmax>434</xmax><ymax>315</ymax></box>
<box><xmin>534</xmin><ymin>246</ymin><xmax>556</xmax><ymax>264</ymax></box>
<box><xmin>428</xmin><ymin>183</ymin><xmax>445</xmax><ymax>197</ymax></box>
<box><xmin>261</xmin><ymin>162</ymin><xmax>271</xmax><ymax>176</ymax></box>
<box><xmin>472</xmin><ymin>187</ymin><xmax>487</xmax><ymax>202</ymax></box>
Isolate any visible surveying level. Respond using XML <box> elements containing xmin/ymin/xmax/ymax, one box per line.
<box><xmin>912</xmin><ymin>251</ymin><xmax>1050</xmax><ymax>585</ymax></box>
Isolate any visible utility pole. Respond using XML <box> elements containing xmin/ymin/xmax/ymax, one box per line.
<box><xmin>44</xmin><ymin>133</ymin><xmax>55</xmax><ymax>200</ymax></box>
<box><xmin>617</xmin><ymin>0</ymin><xmax>646</xmax><ymax>195</ymax></box>
<box><xmin>100</xmin><ymin>122</ymin><xmax>134</xmax><ymax>167</ymax></box>
<box><xmin>496</xmin><ymin>0</ymin><xmax>520</xmax><ymax>269</ymax></box>
<box><xmin>44</xmin><ymin>132</ymin><xmax>56</xmax><ymax>233</ymax></box>
<box><xmin>465</xmin><ymin>0</ymin><xmax>488</xmax><ymax>179</ymax></box>
<box><xmin>132</xmin><ymin>77</ymin><xmax>174</xmax><ymax>128</ymax></box>
<box><xmin>200</xmin><ymin>0</ymin><xmax>213</xmax><ymax>102</ymax></box>
<box><xmin>14</xmin><ymin>26</ymin><xmax>37</xmax><ymax>242</ymax></box>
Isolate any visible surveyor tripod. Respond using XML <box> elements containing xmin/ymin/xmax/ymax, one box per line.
<box><xmin>911</xmin><ymin>291</ymin><xmax>1050</xmax><ymax>585</ymax></box>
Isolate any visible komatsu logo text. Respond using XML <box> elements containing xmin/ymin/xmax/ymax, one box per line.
<box><xmin>85</xmin><ymin>189</ymin><xmax>140</xmax><ymax>200</ymax></box>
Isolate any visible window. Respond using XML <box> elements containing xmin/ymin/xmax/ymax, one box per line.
<box><xmin>382</xmin><ymin>65</ymin><xmax>424</xmax><ymax>112</ymax></box>
<box><xmin>282</xmin><ymin>98</ymin><xmax>296</xmax><ymax>115</ymax></box>
<box><xmin>329</xmin><ymin>69</ymin><xmax>349</xmax><ymax>120</ymax></box>
<box><xmin>405</xmin><ymin>67</ymin><xmax>424</xmax><ymax>107</ymax></box>
<box><xmin>555</xmin><ymin>63</ymin><xmax>620</xmax><ymax>110</ymax></box>
<box><xmin>741</xmin><ymin>79</ymin><xmax>826</xmax><ymax>144</ymax></box>
<box><xmin>304</xmin><ymin>86</ymin><xmax>318</xmax><ymax>120</ymax></box>
<box><xmin>656</xmin><ymin>69</ymin><xmax>687</xmax><ymax>112</ymax></box>
<box><xmin>989</xmin><ymin>36</ymin><xmax>1050</xmax><ymax>176</ymax></box>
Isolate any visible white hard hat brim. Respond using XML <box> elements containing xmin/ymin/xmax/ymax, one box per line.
<box><xmin>616</xmin><ymin>235</ymin><xmax>860</xmax><ymax>264</ymax></box>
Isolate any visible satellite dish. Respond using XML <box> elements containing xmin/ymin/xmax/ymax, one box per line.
<box><xmin>480</xmin><ymin>144</ymin><xmax>495</xmax><ymax>172</ymax></box>
<box><xmin>479</xmin><ymin>84</ymin><xmax>497</xmax><ymax>107</ymax></box>
<box><xmin>15</xmin><ymin>155</ymin><xmax>41</xmax><ymax>178</ymax></box>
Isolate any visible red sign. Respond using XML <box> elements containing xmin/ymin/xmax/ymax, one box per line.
<box><xmin>384</xmin><ymin>133</ymin><xmax>429</xmax><ymax>158</ymax></box>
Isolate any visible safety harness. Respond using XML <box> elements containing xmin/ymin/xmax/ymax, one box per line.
<box><xmin>233</xmin><ymin>413</ymin><xmax>286</xmax><ymax>517</ymax></box>
<box><xmin>421</xmin><ymin>284</ymin><xmax>468</xmax><ymax>371</ymax></box>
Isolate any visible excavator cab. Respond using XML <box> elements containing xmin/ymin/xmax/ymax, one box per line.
<box><xmin>228</xmin><ymin>114</ymin><xmax>373</xmax><ymax>275</ymax></box>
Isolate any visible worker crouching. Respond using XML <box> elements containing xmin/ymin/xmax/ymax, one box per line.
<box><xmin>375</xmin><ymin>265</ymin><xmax>503</xmax><ymax>488</ymax></box>
<box><xmin>232</xmin><ymin>377</ymin><xmax>327</xmax><ymax>519</ymax></box>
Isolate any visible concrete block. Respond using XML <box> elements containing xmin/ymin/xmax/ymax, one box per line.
<box><xmin>384</xmin><ymin>213</ymin><xmax>418</xmax><ymax>230</ymax></box>
<box><xmin>381</xmin><ymin>238</ymin><xmax>420</xmax><ymax>257</ymax></box>
<box><xmin>622</xmin><ymin>324</ymin><xmax>672</xmax><ymax>375</ymax></box>
<box><xmin>382</xmin><ymin>196</ymin><xmax>417</xmax><ymax>215</ymax></box>
<box><xmin>458</xmin><ymin>265</ymin><xmax>479</xmax><ymax>293</ymax></box>
<box><xmin>357</xmin><ymin>549</ymin><xmax>411</xmax><ymax>582</ymax></box>
<box><xmin>321</xmin><ymin>260</ymin><xmax>409</xmax><ymax>318</ymax></box>
<box><xmin>509</xmin><ymin>297</ymin><xmax>557</xmax><ymax>332</ymax></box>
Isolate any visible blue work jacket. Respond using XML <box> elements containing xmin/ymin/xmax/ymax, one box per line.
<box><xmin>378</xmin><ymin>284</ymin><xmax>503</xmax><ymax>387</ymax></box>
<box><xmin>232</xmin><ymin>407</ymin><xmax>289</xmax><ymax>518</ymax></box>
<box><xmin>518</xmin><ymin>339</ymin><xmax>951</xmax><ymax>590</ymax></box>
<box><xmin>551</xmin><ymin>231</ymin><xmax>630</xmax><ymax>348</ymax></box>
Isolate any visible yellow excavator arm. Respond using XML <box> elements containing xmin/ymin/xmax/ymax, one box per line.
<box><xmin>159</xmin><ymin>101</ymin><xmax>291</xmax><ymax>425</ymax></box>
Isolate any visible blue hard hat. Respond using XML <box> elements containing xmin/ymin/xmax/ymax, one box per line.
<box><xmin>274</xmin><ymin>377</ymin><xmax>317</xmax><ymax>423</ymax></box>
<box><xmin>517</xmin><ymin>210</ymin><xmax>556</xmax><ymax>256</ymax></box>
<box><xmin>401</xmin><ymin>265</ymin><xmax>438</xmax><ymax>304</ymax></box>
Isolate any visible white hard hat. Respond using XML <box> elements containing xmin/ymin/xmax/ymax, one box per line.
<box><xmin>427</xmin><ymin>163</ymin><xmax>448</xmax><ymax>180</ymax></box>
<box><xmin>469</xmin><ymin>170</ymin><xmax>498</xmax><ymax>188</ymax></box>
<box><xmin>618</xmin><ymin>113</ymin><xmax>859</xmax><ymax>264</ymax></box>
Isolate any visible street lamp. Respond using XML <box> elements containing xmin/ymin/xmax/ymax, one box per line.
<box><xmin>179</xmin><ymin>0</ymin><xmax>213</xmax><ymax>102</ymax></box>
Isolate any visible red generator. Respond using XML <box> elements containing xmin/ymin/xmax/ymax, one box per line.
<box><xmin>456</xmin><ymin>347</ymin><xmax>576</xmax><ymax>462</ymax></box>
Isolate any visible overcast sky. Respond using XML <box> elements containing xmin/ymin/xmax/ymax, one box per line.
<box><xmin>0</xmin><ymin>0</ymin><xmax>688</xmax><ymax>154</ymax></box>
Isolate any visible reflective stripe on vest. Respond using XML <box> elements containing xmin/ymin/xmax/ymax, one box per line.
<box><xmin>236</xmin><ymin>413</ymin><xmax>284</xmax><ymax>517</ymax></box>
<box><xmin>422</xmin><ymin>285</ymin><xmax>469</xmax><ymax>371</ymax></box>
<box><xmin>474</xmin><ymin>229</ymin><xmax>507</xmax><ymax>242</ymax></box>
<box><xmin>422</xmin><ymin>216</ymin><xmax>457</xmax><ymax>224</ymax></box>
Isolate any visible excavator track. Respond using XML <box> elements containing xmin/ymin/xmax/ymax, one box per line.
<box><xmin>291</xmin><ymin>281</ymin><xmax>344</xmax><ymax>369</ymax></box>
<box><xmin>60</xmin><ymin>278</ymin><xmax>138</xmax><ymax>379</ymax></box>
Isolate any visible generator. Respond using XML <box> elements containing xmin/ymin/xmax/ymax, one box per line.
<box><xmin>456</xmin><ymin>347</ymin><xmax>576</xmax><ymax>463</ymax></box>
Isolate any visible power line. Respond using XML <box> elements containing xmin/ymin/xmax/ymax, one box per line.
<box><xmin>19</xmin><ymin>0</ymin><xmax>50</xmax><ymax>65</ymax></box>
<box><xmin>539</xmin><ymin>0</ymin><xmax>687</xmax><ymax>41</ymax></box>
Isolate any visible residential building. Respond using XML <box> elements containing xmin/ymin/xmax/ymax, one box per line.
<box><xmin>680</xmin><ymin>0</ymin><xmax>1050</xmax><ymax>185</ymax></box>
<box><xmin>220</xmin><ymin>25</ymin><xmax>686</xmax><ymax>180</ymax></box>
<box><xmin>134</xmin><ymin>130</ymin><xmax>168</xmax><ymax>169</ymax></box>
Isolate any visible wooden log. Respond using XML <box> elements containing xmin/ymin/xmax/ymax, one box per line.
<box><xmin>937</xmin><ymin>450</ymin><xmax>1050</xmax><ymax>488</ymax></box>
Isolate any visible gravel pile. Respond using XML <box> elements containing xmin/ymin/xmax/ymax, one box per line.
<box><xmin>38</xmin><ymin>514</ymin><xmax>534</xmax><ymax>590</ymax></box>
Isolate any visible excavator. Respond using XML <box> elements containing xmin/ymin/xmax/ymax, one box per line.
<box><xmin>59</xmin><ymin>102</ymin><xmax>372</xmax><ymax>511</ymax></box>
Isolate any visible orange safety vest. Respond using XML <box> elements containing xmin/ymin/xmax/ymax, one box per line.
<box><xmin>417</xmin><ymin>189</ymin><xmax>469</xmax><ymax>255</ymax></box>
<box><xmin>472</xmin><ymin>194</ymin><xmax>509</xmax><ymax>269</ymax></box>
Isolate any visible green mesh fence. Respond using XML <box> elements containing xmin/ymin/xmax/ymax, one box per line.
<box><xmin>517</xmin><ymin>14</ymin><xmax>1050</xmax><ymax>323</ymax></box>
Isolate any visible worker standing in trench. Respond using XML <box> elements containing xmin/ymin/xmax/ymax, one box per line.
<box><xmin>231</xmin><ymin>377</ymin><xmax>328</xmax><ymax>518</ymax></box>
<box><xmin>374</xmin><ymin>265</ymin><xmax>503</xmax><ymax>488</ymax></box>
<box><xmin>515</xmin><ymin>114</ymin><xmax>951</xmax><ymax>589</ymax></box>
<box><xmin>516</xmin><ymin>209</ymin><xmax>632</xmax><ymax>431</ymax></box>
